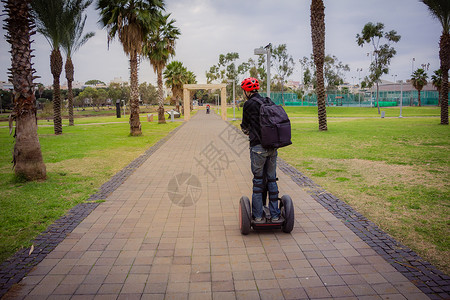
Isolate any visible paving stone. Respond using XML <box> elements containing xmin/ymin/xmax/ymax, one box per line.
<box><xmin>1</xmin><ymin>112</ymin><xmax>446</xmax><ymax>300</ymax></box>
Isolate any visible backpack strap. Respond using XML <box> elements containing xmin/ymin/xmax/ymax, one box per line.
<box><xmin>253</xmin><ymin>96</ymin><xmax>273</xmax><ymax>106</ymax></box>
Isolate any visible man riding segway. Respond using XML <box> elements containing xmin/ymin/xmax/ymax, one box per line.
<box><xmin>239</xmin><ymin>77</ymin><xmax>294</xmax><ymax>234</ymax></box>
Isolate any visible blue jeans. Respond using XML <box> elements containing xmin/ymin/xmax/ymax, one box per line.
<box><xmin>250</xmin><ymin>144</ymin><xmax>281</xmax><ymax>219</ymax></box>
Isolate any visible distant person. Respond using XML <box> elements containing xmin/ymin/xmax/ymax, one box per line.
<box><xmin>240</xmin><ymin>77</ymin><xmax>282</xmax><ymax>224</ymax></box>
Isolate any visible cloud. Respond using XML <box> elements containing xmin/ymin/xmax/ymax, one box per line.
<box><xmin>0</xmin><ymin>0</ymin><xmax>443</xmax><ymax>87</ymax></box>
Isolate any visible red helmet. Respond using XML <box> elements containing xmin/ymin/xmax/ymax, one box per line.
<box><xmin>241</xmin><ymin>77</ymin><xmax>260</xmax><ymax>91</ymax></box>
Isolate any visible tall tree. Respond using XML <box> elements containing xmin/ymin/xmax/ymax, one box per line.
<box><xmin>206</xmin><ymin>52</ymin><xmax>249</xmax><ymax>102</ymax></box>
<box><xmin>3</xmin><ymin>0</ymin><xmax>46</xmax><ymax>180</ymax></box>
<box><xmin>411</xmin><ymin>68</ymin><xmax>428</xmax><ymax>107</ymax></box>
<box><xmin>272</xmin><ymin>44</ymin><xmax>295</xmax><ymax>106</ymax></box>
<box><xmin>163</xmin><ymin>61</ymin><xmax>196</xmax><ymax>112</ymax></box>
<box><xmin>97</xmin><ymin>0</ymin><xmax>164</xmax><ymax>135</ymax></box>
<box><xmin>139</xmin><ymin>82</ymin><xmax>158</xmax><ymax>105</ymax></box>
<box><xmin>356</xmin><ymin>22</ymin><xmax>401</xmax><ymax>114</ymax></box>
<box><xmin>310</xmin><ymin>0</ymin><xmax>327</xmax><ymax>131</ymax></box>
<box><xmin>164</xmin><ymin>60</ymin><xmax>185</xmax><ymax>109</ymax></box>
<box><xmin>431</xmin><ymin>69</ymin><xmax>443</xmax><ymax>106</ymax></box>
<box><xmin>31</xmin><ymin>0</ymin><xmax>66</xmax><ymax>135</ymax></box>
<box><xmin>421</xmin><ymin>0</ymin><xmax>449</xmax><ymax>125</ymax></box>
<box><xmin>143</xmin><ymin>13</ymin><xmax>180</xmax><ymax>124</ymax></box>
<box><xmin>247</xmin><ymin>56</ymin><xmax>267</xmax><ymax>90</ymax></box>
<box><xmin>61</xmin><ymin>0</ymin><xmax>95</xmax><ymax>126</ymax></box>
<box><xmin>300</xmin><ymin>54</ymin><xmax>350</xmax><ymax>91</ymax></box>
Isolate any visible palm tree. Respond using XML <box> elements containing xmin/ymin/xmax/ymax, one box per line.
<box><xmin>4</xmin><ymin>0</ymin><xmax>46</xmax><ymax>180</ymax></box>
<box><xmin>421</xmin><ymin>0</ymin><xmax>449</xmax><ymax>124</ymax></box>
<box><xmin>97</xmin><ymin>0</ymin><xmax>164</xmax><ymax>135</ymax></box>
<box><xmin>411</xmin><ymin>68</ymin><xmax>428</xmax><ymax>107</ymax></box>
<box><xmin>31</xmin><ymin>0</ymin><xmax>66</xmax><ymax>135</ymax></box>
<box><xmin>164</xmin><ymin>60</ymin><xmax>186</xmax><ymax>111</ymax></box>
<box><xmin>143</xmin><ymin>13</ymin><xmax>180</xmax><ymax>124</ymax></box>
<box><xmin>310</xmin><ymin>0</ymin><xmax>327</xmax><ymax>131</ymax></box>
<box><xmin>431</xmin><ymin>69</ymin><xmax>442</xmax><ymax>106</ymax></box>
<box><xmin>61</xmin><ymin>0</ymin><xmax>95</xmax><ymax>126</ymax></box>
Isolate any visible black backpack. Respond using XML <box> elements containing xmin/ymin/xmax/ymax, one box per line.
<box><xmin>254</xmin><ymin>97</ymin><xmax>292</xmax><ymax>148</ymax></box>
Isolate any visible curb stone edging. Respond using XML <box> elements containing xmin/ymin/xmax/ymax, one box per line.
<box><xmin>0</xmin><ymin>121</ymin><xmax>185</xmax><ymax>298</ymax></box>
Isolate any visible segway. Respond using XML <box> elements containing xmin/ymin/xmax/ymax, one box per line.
<box><xmin>239</xmin><ymin>175</ymin><xmax>294</xmax><ymax>235</ymax></box>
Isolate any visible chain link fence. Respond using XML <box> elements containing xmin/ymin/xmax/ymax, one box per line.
<box><xmin>261</xmin><ymin>90</ymin><xmax>449</xmax><ymax>107</ymax></box>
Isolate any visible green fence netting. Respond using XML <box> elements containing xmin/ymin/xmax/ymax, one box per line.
<box><xmin>260</xmin><ymin>90</ymin><xmax>449</xmax><ymax>107</ymax></box>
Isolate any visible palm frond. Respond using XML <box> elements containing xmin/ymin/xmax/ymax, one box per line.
<box><xmin>31</xmin><ymin>0</ymin><xmax>66</xmax><ymax>49</ymax></box>
<box><xmin>422</xmin><ymin>0</ymin><xmax>450</xmax><ymax>33</ymax></box>
<box><xmin>61</xmin><ymin>0</ymin><xmax>95</xmax><ymax>57</ymax></box>
<box><xmin>97</xmin><ymin>0</ymin><xmax>165</xmax><ymax>55</ymax></box>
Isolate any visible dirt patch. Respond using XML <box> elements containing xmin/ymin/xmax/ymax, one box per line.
<box><xmin>46</xmin><ymin>148</ymin><xmax>144</xmax><ymax>181</ymax></box>
<box><xmin>309</xmin><ymin>158</ymin><xmax>448</xmax><ymax>189</ymax></box>
<box><xmin>296</xmin><ymin>157</ymin><xmax>450</xmax><ymax>274</ymax></box>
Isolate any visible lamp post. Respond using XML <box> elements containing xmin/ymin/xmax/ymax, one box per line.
<box><xmin>357</xmin><ymin>68</ymin><xmax>362</xmax><ymax>107</ymax></box>
<box><xmin>227</xmin><ymin>79</ymin><xmax>236</xmax><ymax>121</ymax></box>
<box><xmin>392</xmin><ymin>74</ymin><xmax>398</xmax><ymax>108</ymax></box>
<box><xmin>254</xmin><ymin>43</ymin><xmax>271</xmax><ymax>98</ymax></box>
<box><xmin>299</xmin><ymin>59</ymin><xmax>303</xmax><ymax>87</ymax></box>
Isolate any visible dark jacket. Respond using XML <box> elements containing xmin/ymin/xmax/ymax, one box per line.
<box><xmin>240</xmin><ymin>92</ymin><xmax>266</xmax><ymax>147</ymax></box>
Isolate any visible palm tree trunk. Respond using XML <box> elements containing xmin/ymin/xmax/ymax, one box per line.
<box><xmin>50</xmin><ymin>48</ymin><xmax>63</xmax><ymax>135</ymax></box>
<box><xmin>438</xmin><ymin>86</ymin><xmax>441</xmax><ymax>107</ymax></box>
<box><xmin>157</xmin><ymin>68</ymin><xmax>166</xmax><ymax>124</ymax></box>
<box><xmin>441</xmin><ymin>68</ymin><xmax>448</xmax><ymax>124</ymax></box>
<box><xmin>311</xmin><ymin>0</ymin><xmax>327</xmax><ymax>131</ymax></box>
<box><xmin>129</xmin><ymin>51</ymin><xmax>142</xmax><ymax>136</ymax></box>
<box><xmin>376</xmin><ymin>82</ymin><xmax>380</xmax><ymax>114</ymax></box>
<box><xmin>439</xmin><ymin>32</ymin><xmax>449</xmax><ymax>125</ymax></box>
<box><xmin>65</xmin><ymin>57</ymin><xmax>74</xmax><ymax>126</ymax></box>
<box><xmin>5</xmin><ymin>0</ymin><xmax>46</xmax><ymax>180</ymax></box>
<box><xmin>418</xmin><ymin>89</ymin><xmax>422</xmax><ymax>107</ymax></box>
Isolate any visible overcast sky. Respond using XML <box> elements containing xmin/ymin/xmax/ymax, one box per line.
<box><xmin>0</xmin><ymin>0</ymin><xmax>443</xmax><ymax>88</ymax></box>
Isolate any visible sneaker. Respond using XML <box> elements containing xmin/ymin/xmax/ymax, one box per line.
<box><xmin>271</xmin><ymin>215</ymin><xmax>284</xmax><ymax>224</ymax></box>
<box><xmin>253</xmin><ymin>217</ymin><xmax>266</xmax><ymax>224</ymax></box>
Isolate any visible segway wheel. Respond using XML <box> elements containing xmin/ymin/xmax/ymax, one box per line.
<box><xmin>239</xmin><ymin>196</ymin><xmax>251</xmax><ymax>235</ymax></box>
<box><xmin>280</xmin><ymin>195</ymin><xmax>294</xmax><ymax>233</ymax></box>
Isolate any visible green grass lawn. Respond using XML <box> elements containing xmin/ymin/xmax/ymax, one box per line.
<box><xmin>0</xmin><ymin>115</ymin><xmax>180</xmax><ymax>263</ymax></box>
<box><xmin>231</xmin><ymin>107</ymin><xmax>449</xmax><ymax>274</ymax></box>
<box><xmin>1</xmin><ymin>107</ymin><xmax>449</xmax><ymax>276</ymax></box>
<box><xmin>227</xmin><ymin>105</ymin><xmax>441</xmax><ymax>119</ymax></box>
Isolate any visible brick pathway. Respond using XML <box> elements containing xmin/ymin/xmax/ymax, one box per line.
<box><xmin>0</xmin><ymin>111</ymin><xmax>440</xmax><ymax>299</ymax></box>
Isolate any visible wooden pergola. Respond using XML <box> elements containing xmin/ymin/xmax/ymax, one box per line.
<box><xmin>183</xmin><ymin>83</ymin><xmax>227</xmax><ymax>121</ymax></box>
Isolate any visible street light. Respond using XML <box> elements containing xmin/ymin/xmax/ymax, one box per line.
<box><xmin>392</xmin><ymin>74</ymin><xmax>397</xmax><ymax>83</ymax></box>
<box><xmin>298</xmin><ymin>59</ymin><xmax>303</xmax><ymax>87</ymax></box>
<box><xmin>357</xmin><ymin>68</ymin><xmax>362</xmax><ymax>107</ymax></box>
<box><xmin>227</xmin><ymin>79</ymin><xmax>236</xmax><ymax>121</ymax></box>
<box><xmin>398</xmin><ymin>80</ymin><xmax>403</xmax><ymax>118</ymax></box>
<box><xmin>254</xmin><ymin>43</ymin><xmax>271</xmax><ymax>98</ymax></box>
